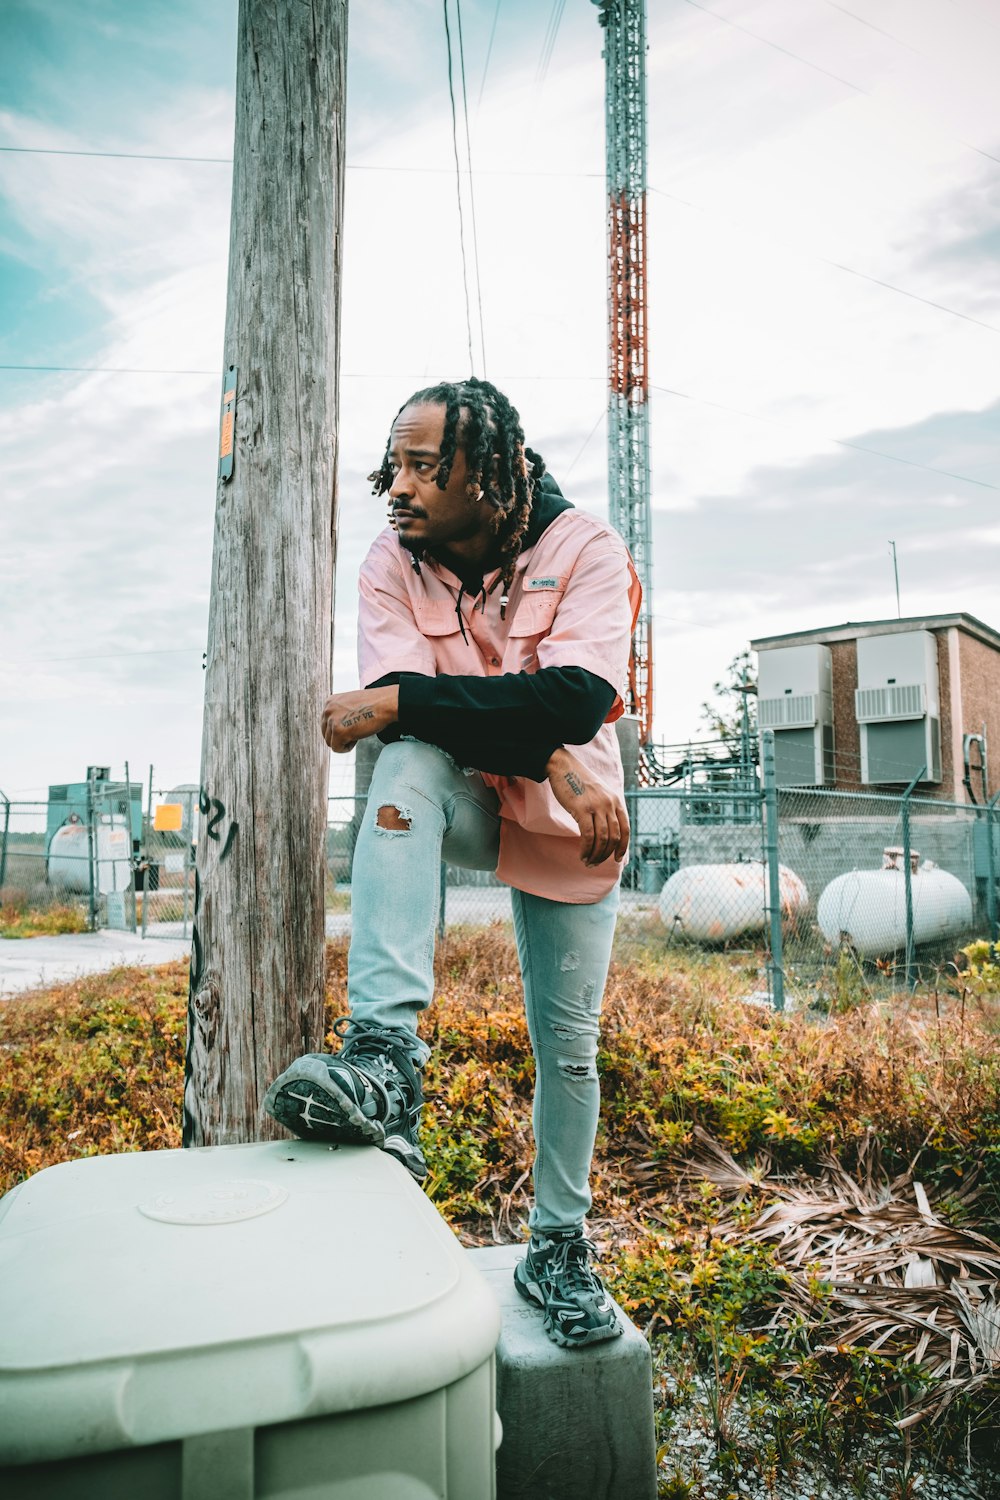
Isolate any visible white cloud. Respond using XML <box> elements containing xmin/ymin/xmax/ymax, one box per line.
<box><xmin>2</xmin><ymin>0</ymin><xmax>999</xmax><ymax>795</ymax></box>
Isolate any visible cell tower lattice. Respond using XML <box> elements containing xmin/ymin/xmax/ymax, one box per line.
<box><xmin>594</xmin><ymin>0</ymin><xmax>653</xmax><ymax>749</ymax></box>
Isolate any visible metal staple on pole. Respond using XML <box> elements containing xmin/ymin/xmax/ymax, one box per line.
<box><xmin>761</xmin><ymin>729</ymin><xmax>785</xmax><ymax>1012</ymax></box>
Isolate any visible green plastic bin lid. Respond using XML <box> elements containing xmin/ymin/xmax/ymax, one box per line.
<box><xmin>0</xmin><ymin>1141</ymin><xmax>500</xmax><ymax>1465</ymax></box>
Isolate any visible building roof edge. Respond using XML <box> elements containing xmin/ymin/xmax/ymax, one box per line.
<box><xmin>751</xmin><ymin>612</ymin><xmax>1000</xmax><ymax>653</ymax></box>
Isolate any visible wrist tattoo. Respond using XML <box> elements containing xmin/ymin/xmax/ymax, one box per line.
<box><xmin>564</xmin><ymin>771</ymin><xmax>586</xmax><ymax>796</ymax></box>
<box><xmin>341</xmin><ymin>708</ymin><xmax>376</xmax><ymax>729</ymax></box>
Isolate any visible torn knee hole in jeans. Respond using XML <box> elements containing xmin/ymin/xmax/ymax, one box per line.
<box><xmin>375</xmin><ymin>803</ymin><xmax>412</xmax><ymax>833</ymax></box>
<box><xmin>551</xmin><ymin>1021</ymin><xmax>586</xmax><ymax>1042</ymax></box>
<box><xmin>557</xmin><ymin>1057</ymin><xmax>598</xmax><ymax>1081</ymax></box>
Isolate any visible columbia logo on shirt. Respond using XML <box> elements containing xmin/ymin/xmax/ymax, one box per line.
<box><xmin>527</xmin><ymin>577</ymin><xmax>559</xmax><ymax>590</ymax></box>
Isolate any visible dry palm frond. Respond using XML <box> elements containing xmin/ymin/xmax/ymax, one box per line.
<box><xmin>679</xmin><ymin>1126</ymin><xmax>1000</xmax><ymax>1425</ymax></box>
<box><xmin>674</xmin><ymin>1124</ymin><xmax>771</xmax><ymax>1198</ymax></box>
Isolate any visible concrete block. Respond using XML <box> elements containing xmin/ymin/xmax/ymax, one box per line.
<box><xmin>468</xmin><ymin>1244</ymin><xmax>657</xmax><ymax>1500</ymax></box>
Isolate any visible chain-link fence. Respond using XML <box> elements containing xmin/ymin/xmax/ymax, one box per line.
<box><xmin>135</xmin><ymin>787</ymin><xmax>198</xmax><ymax>939</ymax></box>
<box><xmin>328</xmin><ymin>748</ymin><xmax>998</xmax><ymax>1007</ymax></box>
<box><xmin>7</xmin><ymin>752</ymin><xmax>997</xmax><ymax>1007</ymax></box>
<box><xmin>0</xmin><ymin>780</ymin><xmax>139</xmax><ymax>933</ymax></box>
<box><xmin>774</xmin><ymin>786</ymin><xmax>995</xmax><ymax>998</ymax></box>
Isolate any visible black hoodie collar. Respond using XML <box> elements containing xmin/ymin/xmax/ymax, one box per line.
<box><xmin>522</xmin><ymin>472</ymin><xmax>573</xmax><ymax>550</ymax></box>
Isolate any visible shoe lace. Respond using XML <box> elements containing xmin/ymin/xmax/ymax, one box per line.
<box><xmin>332</xmin><ymin>1018</ymin><xmax>419</xmax><ymax>1100</ymax></box>
<box><xmin>544</xmin><ymin>1235</ymin><xmax>602</xmax><ymax>1294</ymax></box>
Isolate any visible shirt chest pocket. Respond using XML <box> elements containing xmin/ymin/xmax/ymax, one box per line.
<box><xmin>505</xmin><ymin>581</ymin><xmax>565</xmax><ymax>668</ymax></box>
<box><xmin>411</xmin><ymin>599</ymin><xmax>464</xmax><ymax>637</ymax></box>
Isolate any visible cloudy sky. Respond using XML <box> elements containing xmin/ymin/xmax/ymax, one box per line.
<box><xmin>2</xmin><ymin>0</ymin><xmax>998</xmax><ymax>806</ymax></box>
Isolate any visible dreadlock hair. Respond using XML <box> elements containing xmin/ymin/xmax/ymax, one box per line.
<box><xmin>368</xmin><ymin>377</ymin><xmax>547</xmax><ymax>608</ymax></box>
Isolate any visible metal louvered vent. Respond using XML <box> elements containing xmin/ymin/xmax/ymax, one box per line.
<box><xmin>758</xmin><ymin>693</ymin><xmax>817</xmax><ymax>729</ymax></box>
<box><xmin>855</xmin><ymin>683</ymin><xmax>926</xmax><ymax>722</ymax></box>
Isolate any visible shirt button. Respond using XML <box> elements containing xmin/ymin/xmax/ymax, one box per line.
<box><xmin>490</xmin><ymin>656</ymin><xmax>500</xmax><ymax>667</ymax></box>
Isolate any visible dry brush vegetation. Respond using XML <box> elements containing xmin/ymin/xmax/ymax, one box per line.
<box><xmin>1</xmin><ymin>928</ymin><xmax>999</xmax><ymax>1496</ymax></box>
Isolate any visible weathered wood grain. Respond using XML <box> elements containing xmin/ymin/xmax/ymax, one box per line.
<box><xmin>184</xmin><ymin>0</ymin><xmax>348</xmax><ymax>1145</ymax></box>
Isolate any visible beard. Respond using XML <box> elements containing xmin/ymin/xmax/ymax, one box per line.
<box><xmin>395</xmin><ymin>528</ymin><xmax>424</xmax><ymax>558</ymax></box>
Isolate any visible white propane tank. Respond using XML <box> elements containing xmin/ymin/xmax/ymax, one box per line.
<box><xmin>46</xmin><ymin>823</ymin><xmax>92</xmax><ymax>893</ymax></box>
<box><xmin>658</xmin><ymin>861</ymin><xmax>808</xmax><ymax>942</ymax></box>
<box><xmin>817</xmin><ymin>847</ymin><xmax>973</xmax><ymax>958</ymax></box>
<box><xmin>47</xmin><ymin>821</ymin><xmax>132</xmax><ymax>895</ymax></box>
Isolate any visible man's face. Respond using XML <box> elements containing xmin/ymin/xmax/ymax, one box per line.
<box><xmin>386</xmin><ymin>403</ymin><xmax>490</xmax><ymax>554</ymax></box>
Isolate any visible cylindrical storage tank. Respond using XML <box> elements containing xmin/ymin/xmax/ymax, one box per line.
<box><xmin>0</xmin><ymin>1143</ymin><xmax>501</xmax><ymax>1499</ymax></box>
<box><xmin>658</xmin><ymin>861</ymin><xmax>808</xmax><ymax>942</ymax></box>
<box><xmin>46</xmin><ymin>825</ymin><xmax>92</xmax><ymax>893</ymax></box>
<box><xmin>817</xmin><ymin>861</ymin><xmax>973</xmax><ymax>958</ymax></box>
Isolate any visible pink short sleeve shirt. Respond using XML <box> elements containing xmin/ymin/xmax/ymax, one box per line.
<box><xmin>358</xmin><ymin>508</ymin><xmax>641</xmax><ymax>903</ymax></box>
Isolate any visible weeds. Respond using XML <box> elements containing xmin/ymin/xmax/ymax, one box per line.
<box><xmin>1</xmin><ymin>925</ymin><xmax>998</xmax><ymax>1496</ymax></box>
<box><xmin>0</xmin><ymin>887</ymin><xmax>89</xmax><ymax>938</ymax></box>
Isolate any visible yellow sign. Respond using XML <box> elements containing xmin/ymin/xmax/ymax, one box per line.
<box><xmin>154</xmin><ymin>803</ymin><xmax>183</xmax><ymax>832</ymax></box>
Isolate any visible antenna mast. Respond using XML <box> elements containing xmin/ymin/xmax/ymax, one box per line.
<box><xmin>593</xmin><ymin>0</ymin><xmax>653</xmax><ymax>752</ymax></box>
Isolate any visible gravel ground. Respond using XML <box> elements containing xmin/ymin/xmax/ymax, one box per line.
<box><xmin>655</xmin><ymin>1374</ymin><xmax>994</xmax><ymax>1499</ymax></box>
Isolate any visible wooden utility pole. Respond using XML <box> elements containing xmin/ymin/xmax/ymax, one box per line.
<box><xmin>184</xmin><ymin>0</ymin><xmax>348</xmax><ymax>1145</ymax></box>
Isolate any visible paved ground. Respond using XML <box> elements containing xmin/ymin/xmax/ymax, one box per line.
<box><xmin>1</xmin><ymin>888</ymin><xmax>663</xmax><ymax>1000</ymax></box>
<box><xmin>0</xmin><ymin>928</ymin><xmax>193</xmax><ymax>999</ymax></box>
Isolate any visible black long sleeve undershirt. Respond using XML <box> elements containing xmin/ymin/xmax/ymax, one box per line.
<box><xmin>366</xmin><ymin>666</ymin><xmax>617</xmax><ymax>781</ymax></box>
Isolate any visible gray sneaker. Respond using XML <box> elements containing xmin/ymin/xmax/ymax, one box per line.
<box><xmin>263</xmin><ymin>1018</ymin><xmax>427</xmax><ymax>1180</ymax></box>
<box><xmin>514</xmin><ymin>1229</ymin><xmax>622</xmax><ymax>1348</ymax></box>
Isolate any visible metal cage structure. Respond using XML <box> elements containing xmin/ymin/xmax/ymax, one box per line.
<box><xmin>594</xmin><ymin>0</ymin><xmax>654</xmax><ymax>751</ymax></box>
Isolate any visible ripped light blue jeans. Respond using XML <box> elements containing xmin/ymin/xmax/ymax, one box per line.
<box><xmin>348</xmin><ymin>738</ymin><xmax>620</xmax><ymax>1234</ymax></box>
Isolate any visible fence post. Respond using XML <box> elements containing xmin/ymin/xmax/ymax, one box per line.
<box><xmin>901</xmin><ymin>766</ymin><xmax>926</xmax><ymax>991</ymax></box>
<box><xmin>438</xmin><ymin>860</ymin><xmax>447</xmax><ymax>939</ymax></box>
<box><xmin>986</xmin><ymin>791</ymin><xmax>1000</xmax><ymax>945</ymax></box>
<box><xmin>0</xmin><ymin>789</ymin><xmax>9</xmax><ymax>890</ymax></box>
<box><xmin>141</xmin><ymin>766</ymin><xmax>154</xmax><ymax>939</ymax></box>
<box><xmin>123</xmin><ymin>761</ymin><xmax>136</xmax><ymax>934</ymax></box>
<box><xmin>761</xmin><ymin>729</ymin><xmax>785</xmax><ymax>1012</ymax></box>
<box><xmin>85</xmin><ymin>770</ymin><xmax>98</xmax><ymax>933</ymax></box>
<box><xmin>182</xmin><ymin>839</ymin><xmax>192</xmax><ymax>940</ymax></box>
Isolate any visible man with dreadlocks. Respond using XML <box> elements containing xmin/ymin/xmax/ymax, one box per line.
<box><xmin>265</xmin><ymin>377</ymin><xmax>641</xmax><ymax>1349</ymax></box>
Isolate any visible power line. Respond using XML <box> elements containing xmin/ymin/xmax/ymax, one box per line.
<box><xmin>477</xmin><ymin>0</ymin><xmax>503</xmax><ymax>112</ymax></box>
<box><xmin>646</xmin><ymin>186</ymin><xmax>1000</xmax><ymax>336</ymax></box>
<box><xmin>678</xmin><ymin>0</ymin><xmax>1000</xmax><ymax>172</ymax></box>
<box><xmin>6</xmin><ymin>141</ymin><xmax>991</xmax><ymax>339</ymax></box>
<box><xmin>810</xmin><ymin>0</ymin><xmax>1000</xmax><ymax>169</ymax></box>
<box><xmin>564</xmin><ymin>408</ymin><xmax>605</xmax><ymax>479</ymax></box>
<box><xmin>4</xmin><ymin>647</ymin><xmax>202</xmax><ymax>665</ymax></box>
<box><xmin>0</xmin><ymin>144</ymin><xmax>599</xmax><ymax>177</ymax></box>
<box><xmin>455</xmin><ymin>0</ymin><xmax>488</xmax><ymax>373</ymax></box>
<box><xmin>2</xmin><ymin>362</ymin><xmax>993</xmax><ymax>493</ymax></box>
<box><xmin>0</xmin><ymin>144</ymin><xmax>230</xmax><ymax>162</ymax></box>
<box><xmin>649</xmin><ymin>382</ymin><xmax>1000</xmax><ymax>491</ymax></box>
<box><xmin>679</xmin><ymin>0</ymin><xmax>864</xmax><ymax>93</ymax></box>
<box><xmin>0</xmin><ymin>144</ymin><xmax>231</xmax><ymax>163</ymax></box>
<box><xmin>0</xmin><ymin>363</ymin><xmax>217</xmax><ymax>374</ymax></box>
<box><xmin>814</xmin><ymin>0</ymin><xmax>925</xmax><ymax>58</ymax></box>
<box><xmin>442</xmin><ymin>0</ymin><xmax>476</xmax><ymax>375</ymax></box>
<box><xmin>537</xmin><ymin>0</ymin><xmax>568</xmax><ymax>88</ymax></box>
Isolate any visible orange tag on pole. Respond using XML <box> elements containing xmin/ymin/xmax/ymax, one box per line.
<box><xmin>218</xmin><ymin>364</ymin><xmax>237</xmax><ymax>481</ymax></box>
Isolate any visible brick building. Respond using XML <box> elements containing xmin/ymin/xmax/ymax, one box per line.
<box><xmin>751</xmin><ymin>613</ymin><xmax>1000</xmax><ymax>800</ymax></box>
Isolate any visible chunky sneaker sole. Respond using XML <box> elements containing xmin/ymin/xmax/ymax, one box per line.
<box><xmin>263</xmin><ymin>1055</ymin><xmax>428</xmax><ymax>1181</ymax></box>
<box><xmin>514</xmin><ymin>1249</ymin><xmax>623</xmax><ymax>1349</ymax></box>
